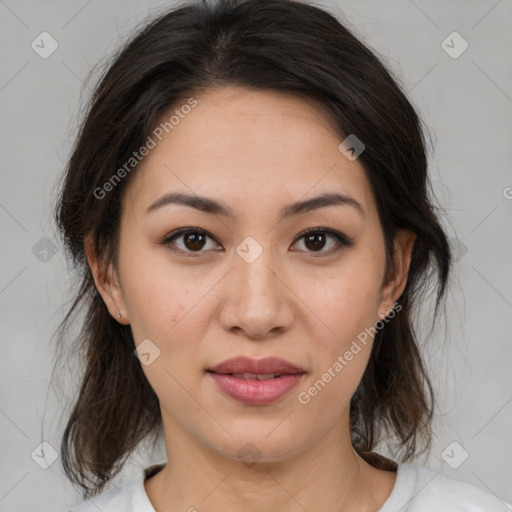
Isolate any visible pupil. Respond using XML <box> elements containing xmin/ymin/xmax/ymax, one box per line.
<box><xmin>185</xmin><ymin>232</ymin><xmax>205</xmax><ymax>251</ymax></box>
<box><xmin>305</xmin><ymin>233</ymin><xmax>325</xmax><ymax>251</ymax></box>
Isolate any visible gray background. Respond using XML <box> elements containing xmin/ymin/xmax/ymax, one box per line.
<box><xmin>0</xmin><ymin>0</ymin><xmax>511</xmax><ymax>510</ymax></box>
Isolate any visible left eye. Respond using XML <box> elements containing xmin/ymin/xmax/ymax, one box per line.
<box><xmin>161</xmin><ymin>227</ymin><xmax>352</xmax><ymax>255</ymax></box>
<box><xmin>292</xmin><ymin>228</ymin><xmax>352</xmax><ymax>254</ymax></box>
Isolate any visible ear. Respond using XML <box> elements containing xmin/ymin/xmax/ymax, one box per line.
<box><xmin>377</xmin><ymin>228</ymin><xmax>417</xmax><ymax>319</ymax></box>
<box><xmin>84</xmin><ymin>235</ymin><xmax>130</xmax><ymax>325</ymax></box>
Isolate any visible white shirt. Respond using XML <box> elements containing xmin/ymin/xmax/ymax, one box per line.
<box><xmin>67</xmin><ymin>461</ymin><xmax>511</xmax><ymax>511</ymax></box>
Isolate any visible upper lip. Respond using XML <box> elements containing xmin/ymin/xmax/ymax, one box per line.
<box><xmin>207</xmin><ymin>356</ymin><xmax>305</xmax><ymax>375</ymax></box>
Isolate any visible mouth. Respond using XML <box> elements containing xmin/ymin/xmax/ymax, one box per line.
<box><xmin>206</xmin><ymin>356</ymin><xmax>306</xmax><ymax>405</ymax></box>
<box><xmin>223</xmin><ymin>372</ymin><xmax>285</xmax><ymax>380</ymax></box>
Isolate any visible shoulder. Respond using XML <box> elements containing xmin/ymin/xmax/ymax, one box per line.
<box><xmin>65</xmin><ymin>462</ymin><xmax>166</xmax><ymax>512</ymax></box>
<box><xmin>64</xmin><ymin>478</ymin><xmax>136</xmax><ymax>512</ymax></box>
<box><xmin>381</xmin><ymin>462</ymin><xmax>511</xmax><ymax>511</ymax></box>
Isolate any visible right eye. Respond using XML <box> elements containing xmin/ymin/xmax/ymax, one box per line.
<box><xmin>160</xmin><ymin>228</ymin><xmax>222</xmax><ymax>255</ymax></box>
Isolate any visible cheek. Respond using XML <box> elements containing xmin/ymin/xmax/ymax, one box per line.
<box><xmin>119</xmin><ymin>252</ymin><xmax>216</xmax><ymax>368</ymax></box>
<box><xmin>309</xmin><ymin>267</ymin><xmax>382</xmax><ymax>345</ymax></box>
<box><xmin>127</xmin><ymin>285</ymin><xmax>195</xmax><ymax>346</ymax></box>
<box><xmin>299</xmin><ymin>273</ymin><xmax>379</xmax><ymax>416</ymax></box>
<box><xmin>118</xmin><ymin>245</ymin><xmax>191</xmax><ymax>341</ymax></box>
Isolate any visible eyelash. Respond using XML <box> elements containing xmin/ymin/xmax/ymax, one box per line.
<box><xmin>160</xmin><ymin>227</ymin><xmax>354</xmax><ymax>257</ymax></box>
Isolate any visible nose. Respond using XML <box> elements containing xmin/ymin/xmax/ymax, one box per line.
<box><xmin>218</xmin><ymin>244</ymin><xmax>295</xmax><ymax>340</ymax></box>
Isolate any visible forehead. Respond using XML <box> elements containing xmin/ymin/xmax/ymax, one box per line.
<box><xmin>123</xmin><ymin>86</ymin><xmax>376</xmax><ymax>221</ymax></box>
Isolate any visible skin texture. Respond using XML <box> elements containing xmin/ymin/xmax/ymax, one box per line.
<box><xmin>86</xmin><ymin>86</ymin><xmax>416</xmax><ymax>511</ymax></box>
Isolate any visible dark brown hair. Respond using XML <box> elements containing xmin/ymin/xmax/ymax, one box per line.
<box><xmin>54</xmin><ymin>0</ymin><xmax>452</xmax><ymax>499</ymax></box>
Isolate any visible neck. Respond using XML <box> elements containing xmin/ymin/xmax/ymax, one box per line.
<box><xmin>145</xmin><ymin>418</ymin><xmax>396</xmax><ymax>512</ymax></box>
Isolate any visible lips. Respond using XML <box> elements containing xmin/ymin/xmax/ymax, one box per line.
<box><xmin>230</xmin><ymin>372</ymin><xmax>281</xmax><ymax>380</ymax></box>
<box><xmin>207</xmin><ymin>356</ymin><xmax>306</xmax><ymax>405</ymax></box>
<box><xmin>208</xmin><ymin>356</ymin><xmax>305</xmax><ymax>376</ymax></box>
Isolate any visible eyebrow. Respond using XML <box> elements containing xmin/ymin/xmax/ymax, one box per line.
<box><xmin>145</xmin><ymin>191</ymin><xmax>365</xmax><ymax>220</ymax></box>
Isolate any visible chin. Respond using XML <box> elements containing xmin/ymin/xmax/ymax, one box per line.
<box><xmin>203</xmin><ymin>422</ymin><xmax>315</xmax><ymax>466</ymax></box>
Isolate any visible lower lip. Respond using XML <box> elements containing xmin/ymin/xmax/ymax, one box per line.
<box><xmin>208</xmin><ymin>372</ymin><xmax>304</xmax><ymax>405</ymax></box>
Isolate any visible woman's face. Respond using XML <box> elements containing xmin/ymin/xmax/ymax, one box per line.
<box><xmin>90</xmin><ymin>85</ymin><xmax>414</xmax><ymax>463</ymax></box>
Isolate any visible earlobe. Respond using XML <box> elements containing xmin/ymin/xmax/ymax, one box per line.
<box><xmin>84</xmin><ymin>236</ymin><xmax>129</xmax><ymax>324</ymax></box>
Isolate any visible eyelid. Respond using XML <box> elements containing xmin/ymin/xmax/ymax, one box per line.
<box><xmin>293</xmin><ymin>227</ymin><xmax>354</xmax><ymax>247</ymax></box>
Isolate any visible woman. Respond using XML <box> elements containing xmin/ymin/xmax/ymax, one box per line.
<box><xmin>55</xmin><ymin>0</ymin><xmax>510</xmax><ymax>510</ymax></box>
